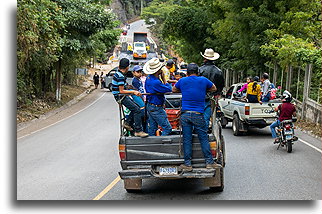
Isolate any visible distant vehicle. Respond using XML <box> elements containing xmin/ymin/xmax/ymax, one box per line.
<box><xmin>104</xmin><ymin>66</ymin><xmax>134</xmax><ymax>92</ymax></box>
<box><xmin>218</xmin><ymin>83</ymin><xmax>282</xmax><ymax>136</ymax></box>
<box><xmin>122</xmin><ymin>30</ymin><xmax>127</xmax><ymax>36</ymax></box>
<box><xmin>133</xmin><ymin>42</ymin><xmax>147</xmax><ymax>59</ymax></box>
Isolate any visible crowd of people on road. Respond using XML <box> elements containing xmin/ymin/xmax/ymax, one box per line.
<box><xmin>109</xmin><ymin>47</ymin><xmax>296</xmax><ymax>170</ymax></box>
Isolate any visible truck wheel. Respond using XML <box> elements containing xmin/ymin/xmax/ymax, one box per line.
<box><xmin>287</xmin><ymin>141</ymin><xmax>292</xmax><ymax>153</ymax></box>
<box><xmin>232</xmin><ymin>114</ymin><xmax>242</xmax><ymax>136</ymax></box>
<box><xmin>108</xmin><ymin>83</ymin><xmax>112</xmax><ymax>92</ymax></box>
<box><xmin>220</xmin><ymin>117</ymin><xmax>227</xmax><ymax>128</ymax></box>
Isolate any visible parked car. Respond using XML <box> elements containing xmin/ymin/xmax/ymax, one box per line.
<box><xmin>104</xmin><ymin>66</ymin><xmax>134</xmax><ymax>92</ymax></box>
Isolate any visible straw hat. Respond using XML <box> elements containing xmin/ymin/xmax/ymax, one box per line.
<box><xmin>143</xmin><ymin>58</ymin><xmax>164</xmax><ymax>74</ymax></box>
<box><xmin>200</xmin><ymin>48</ymin><xmax>220</xmax><ymax>60</ymax></box>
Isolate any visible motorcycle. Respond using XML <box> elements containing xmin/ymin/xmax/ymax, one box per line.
<box><xmin>268</xmin><ymin>103</ymin><xmax>298</xmax><ymax>153</ymax></box>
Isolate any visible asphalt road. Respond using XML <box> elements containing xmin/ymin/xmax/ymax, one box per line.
<box><xmin>17</xmin><ymin>90</ymin><xmax>321</xmax><ymax>200</ymax></box>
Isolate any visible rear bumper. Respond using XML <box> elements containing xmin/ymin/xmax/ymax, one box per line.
<box><xmin>118</xmin><ymin>167</ymin><xmax>220</xmax><ymax>179</ymax></box>
<box><xmin>244</xmin><ymin>118</ymin><xmax>274</xmax><ymax>126</ymax></box>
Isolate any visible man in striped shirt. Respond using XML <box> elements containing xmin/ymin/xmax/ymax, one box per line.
<box><xmin>112</xmin><ymin>58</ymin><xmax>148</xmax><ymax>138</ymax></box>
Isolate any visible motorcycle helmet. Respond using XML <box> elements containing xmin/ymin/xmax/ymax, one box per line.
<box><xmin>282</xmin><ymin>90</ymin><xmax>292</xmax><ymax>102</ymax></box>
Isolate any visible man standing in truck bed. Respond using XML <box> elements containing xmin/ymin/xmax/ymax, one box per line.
<box><xmin>172</xmin><ymin>63</ymin><xmax>219</xmax><ymax>171</ymax></box>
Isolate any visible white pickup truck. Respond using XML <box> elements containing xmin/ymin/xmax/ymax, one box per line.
<box><xmin>218</xmin><ymin>83</ymin><xmax>281</xmax><ymax>136</ymax></box>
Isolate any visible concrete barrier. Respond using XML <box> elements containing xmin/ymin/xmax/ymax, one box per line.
<box><xmin>294</xmin><ymin>98</ymin><xmax>322</xmax><ymax>124</ymax></box>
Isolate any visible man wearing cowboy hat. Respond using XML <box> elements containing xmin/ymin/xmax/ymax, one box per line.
<box><xmin>199</xmin><ymin>48</ymin><xmax>225</xmax><ymax>128</ymax></box>
<box><xmin>144</xmin><ymin>58</ymin><xmax>173</xmax><ymax>136</ymax></box>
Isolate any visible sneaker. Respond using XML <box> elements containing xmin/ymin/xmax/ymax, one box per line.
<box><xmin>124</xmin><ymin>123</ymin><xmax>133</xmax><ymax>131</ymax></box>
<box><xmin>179</xmin><ymin>164</ymin><xmax>193</xmax><ymax>172</ymax></box>
<box><xmin>134</xmin><ymin>131</ymin><xmax>149</xmax><ymax>138</ymax></box>
<box><xmin>206</xmin><ymin>163</ymin><xmax>220</xmax><ymax>169</ymax></box>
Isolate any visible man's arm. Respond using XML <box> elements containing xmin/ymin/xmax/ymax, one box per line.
<box><xmin>172</xmin><ymin>85</ymin><xmax>180</xmax><ymax>93</ymax></box>
<box><xmin>119</xmin><ymin>85</ymin><xmax>141</xmax><ymax>96</ymax></box>
<box><xmin>207</xmin><ymin>84</ymin><xmax>217</xmax><ymax>92</ymax></box>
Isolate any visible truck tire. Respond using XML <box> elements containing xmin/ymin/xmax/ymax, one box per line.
<box><xmin>107</xmin><ymin>83</ymin><xmax>112</xmax><ymax>92</ymax></box>
<box><xmin>220</xmin><ymin>117</ymin><xmax>228</xmax><ymax>128</ymax></box>
<box><xmin>232</xmin><ymin>114</ymin><xmax>242</xmax><ymax>136</ymax></box>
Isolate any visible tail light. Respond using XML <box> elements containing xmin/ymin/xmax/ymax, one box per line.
<box><xmin>245</xmin><ymin>106</ymin><xmax>250</xmax><ymax>115</ymax></box>
<box><xmin>209</xmin><ymin>141</ymin><xmax>217</xmax><ymax>157</ymax></box>
<box><xmin>119</xmin><ymin>144</ymin><xmax>126</xmax><ymax>160</ymax></box>
<box><xmin>285</xmin><ymin>124</ymin><xmax>291</xmax><ymax>130</ymax></box>
<box><xmin>133</xmin><ymin>53</ymin><xmax>139</xmax><ymax>57</ymax></box>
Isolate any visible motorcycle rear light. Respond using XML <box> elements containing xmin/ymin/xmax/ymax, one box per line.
<box><xmin>245</xmin><ymin>106</ymin><xmax>250</xmax><ymax>115</ymax></box>
<box><xmin>285</xmin><ymin>125</ymin><xmax>291</xmax><ymax>130</ymax></box>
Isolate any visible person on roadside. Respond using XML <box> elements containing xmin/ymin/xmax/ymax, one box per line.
<box><xmin>270</xmin><ymin>90</ymin><xmax>296</xmax><ymax>143</ymax></box>
<box><xmin>172</xmin><ymin>63</ymin><xmax>219</xmax><ymax>171</ymax></box>
<box><xmin>93</xmin><ymin>72</ymin><xmax>100</xmax><ymax>89</ymax></box>
<box><xmin>199</xmin><ymin>48</ymin><xmax>225</xmax><ymax>128</ymax></box>
<box><xmin>172</xmin><ymin>57</ymin><xmax>179</xmax><ymax>72</ymax></box>
<box><xmin>112</xmin><ymin>58</ymin><xmax>148</xmax><ymax>138</ymax></box>
<box><xmin>261</xmin><ymin>73</ymin><xmax>271</xmax><ymax>102</ymax></box>
<box><xmin>246</xmin><ymin>76</ymin><xmax>262</xmax><ymax>104</ymax></box>
<box><xmin>100</xmin><ymin>72</ymin><xmax>105</xmax><ymax>89</ymax></box>
<box><xmin>144</xmin><ymin>58</ymin><xmax>172</xmax><ymax>136</ymax></box>
<box><xmin>163</xmin><ymin>59</ymin><xmax>178</xmax><ymax>85</ymax></box>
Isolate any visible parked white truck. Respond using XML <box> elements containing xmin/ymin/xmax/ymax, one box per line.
<box><xmin>218</xmin><ymin>83</ymin><xmax>281</xmax><ymax>136</ymax></box>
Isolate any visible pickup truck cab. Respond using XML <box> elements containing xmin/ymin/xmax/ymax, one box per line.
<box><xmin>118</xmin><ymin>94</ymin><xmax>225</xmax><ymax>192</ymax></box>
<box><xmin>218</xmin><ymin>83</ymin><xmax>281</xmax><ymax>136</ymax></box>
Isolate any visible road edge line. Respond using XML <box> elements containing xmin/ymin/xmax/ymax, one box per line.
<box><xmin>17</xmin><ymin>92</ymin><xmax>106</xmax><ymax>140</ymax></box>
<box><xmin>298</xmin><ymin>138</ymin><xmax>322</xmax><ymax>153</ymax></box>
<box><xmin>93</xmin><ymin>176</ymin><xmax>121</xmax><ymax>200</ymax></box>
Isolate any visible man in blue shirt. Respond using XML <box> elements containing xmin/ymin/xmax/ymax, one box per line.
<box><xmin>172</xmin><ymin>63</ymin><xmax>218</xmax><ymax>171</ymax></box>
<box><xmin>112</xmin><ymin>58</ymin><xmax>148</xmax><ymax>138</ymax></box>
<box><xmin>144</xmin><ymin>58</ymin><xmax>172</xmax><ymax>136</ymax></box>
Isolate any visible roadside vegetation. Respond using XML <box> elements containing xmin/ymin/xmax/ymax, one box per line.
<box><xmin>17</xmin><ymin>0</ymin><xmax>121</xmax><ymax>107</ymax></box>
<box><xmin>142</xmin><ymin>0</ymin><xmax>321</xmax><ymax>103</ymax></box>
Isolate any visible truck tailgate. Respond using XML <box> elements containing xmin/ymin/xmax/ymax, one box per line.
<box><xmin>121</xmin><ymin>135</ymin><xmax>216</xmax><ymax>162</ymax></box>
<box><xmin>249</xmin><ymin>102</ymin><xmax>279</xmax><ymax>118</ymax></box>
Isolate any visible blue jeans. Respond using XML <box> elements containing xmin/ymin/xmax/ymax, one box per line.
<box><xmin>270</xmin><ymin>120</ymin><xmax>280</xmax><ymax>138</ymax></box>
<box><xmin>180</xmin><ymin>112</ymin><xmax>214</xmax><ymax>166</ymax></box>
<box><xmin>204</xmin><ymin>100</ymin><xmax>211</xmax><ymax>128</ymax></box>
<box><xmin>146</xmin><ymin>103</ymin><xmax>172</xmax><ymax>136</ymax></box>
<box><xmin>262</xmin><ymin>93</ymin><xmax>271</xmax><ymax>102</ymax></box>
<box><xmin>115</xmin><ymin>95</ymin><xmax>143</xmax><ymax>132</ymax></box>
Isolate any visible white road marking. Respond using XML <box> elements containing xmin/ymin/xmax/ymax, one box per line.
<box><xmin>17</xmin><ymin>92</ymin><xmax>106</xmax><ymax>140</ymax></box>
<box><xmin>298</xmin><ymin>138</ymin><xmax>322</xmax><ymax>153</ymax></box>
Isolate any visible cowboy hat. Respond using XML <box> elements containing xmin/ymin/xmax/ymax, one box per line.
<box><xmin>200</xmin><ymin>48</ymin><xmax>220</xmax><ymax>60</ymax></box>
<box><xmin>143</xmin><ymin>58</ymin><xmax>164</xmax><ymax>74</ymax></box>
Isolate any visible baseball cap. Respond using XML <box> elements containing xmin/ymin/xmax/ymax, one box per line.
<box><xmin>166</xmin><ymin>59</ymin><xmax>174</xmax><ymax>66</ymax></box>
<box><xmin>119</xmin><ymin>58</ymin><xmax>130</xmax><ymax>69</ymax></box>
<box><xmin>133</xmin><ymin>65</ymin><xmax>143</xmax><ymax>72</ymax></box>
<box><xmin>187</xmin><ymin>63</ymin><xmax>199</xmax><ymax>72</ymax></box>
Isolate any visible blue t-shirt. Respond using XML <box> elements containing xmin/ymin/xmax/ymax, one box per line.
<box><xmin>112</xmin><ymin>70</ymin><xmax>127</xmax><ymax>95</ymax></box>
<box><xmin>175</xmin><ymin>76</ymin><xmax>213</xmax><ymax>113</ymax></box>
<box><xmin>145</xmin><ymin>75</ymin><xmax>172</xmax><ymax>105</ymax></box>
<box><xmin>132</xmin><ymin>77</ymin><xmax>144</xmax><ymax>94</ymax></box>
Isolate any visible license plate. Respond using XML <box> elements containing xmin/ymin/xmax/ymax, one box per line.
<box><xmin>159</xmin><ymin>166</ymin><xmax>178</xmax><ymax>175</ymax></box>
<box><xmin>285</xmin><ymin>130</ymin><xmax>293</xmax><ymax>135</ymax></box>
<box><xmin>285</xmin><ymin>134</ymin><xmax>293</xmax><ymax>140</ymax></box>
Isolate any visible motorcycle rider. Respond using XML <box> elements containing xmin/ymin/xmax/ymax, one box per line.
<box><xmin>270</xmin><ymin>90</ymin><xmax>296</xmax><ymax>143</ymax></box>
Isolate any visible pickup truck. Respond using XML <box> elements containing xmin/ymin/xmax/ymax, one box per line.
<box><xmin>218</xmin><ymin>83</ymin><xmax>281</xmax><ymax>136</ymax></box>
<box><xmin>118</xmin><ymin>94</ymin><xmax>225</xmax><ymax>192</ymax></box>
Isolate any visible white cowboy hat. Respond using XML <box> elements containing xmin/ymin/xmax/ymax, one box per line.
<box><xmin>200</xmin><ymin>48</ymin><xmax>220</xmax><ymax>60</ymax></box>
<box><xmin>143</xmin><ymin>58</ymin><xmax>164</xmax><ymax>74</ymax></box>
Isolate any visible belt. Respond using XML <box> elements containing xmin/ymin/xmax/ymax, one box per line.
<box><xmin>182</xmin><ymin>111</ymin><xmax>202</xmax><ymax>115</ymax></box>
<box><xmin>148</xmin><ymin>102</ymin><xmax>163</xmax><ymax>107</ymax></box>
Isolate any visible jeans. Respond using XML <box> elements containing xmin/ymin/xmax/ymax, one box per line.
<box><xmin>270</xmin><ymin>120</ymin><xmax>280</xmax><ymax>138</ymax></box>
<box><xmin>247</xmin><ymin>94</ymin><xmax>259</xmax><ymax>103</ymax></box>
<box><xmin>146</xmin><ymin>103</ymin><xmax>172</xmax><ymax>136</ymax></box>
<box><xmin>115</xmin><ymin>95</ymin><xmax>143</xmax><ymax>132</ymax></box>
<box><xmin>204</xmin><ymin>100</ymin><xmax>211</xmax><ymax>128</ymax></box>
<box><xmin>180</xmin><ymin>112</ymin><xmax>214</xmax><ymax>166</ymax></box>
<box><xmin>262</xmin><ymin>93</ymin><xmax>271</xmax><ymax>102</ymax></box>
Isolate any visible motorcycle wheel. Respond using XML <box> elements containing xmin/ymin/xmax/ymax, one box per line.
<box><xmin>287</xmin><ymin>140</ymin><xmax>292</xmax><ymax>153</ymax></box>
